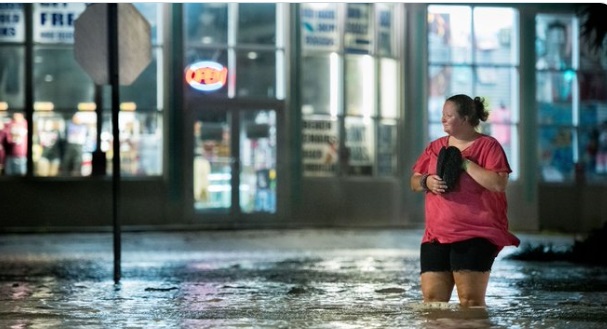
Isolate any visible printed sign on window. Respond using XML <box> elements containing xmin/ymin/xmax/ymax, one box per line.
<box><xmin>377</xmin><ymin>123</ymin><xmax>396</xmax><ymax>175</ymax></box>
<box><xmin>301</xmin><ymin>3</ymin><xmax>339</xmax><ymax>52</ymax></box>
<box><xmin>0</xmin><ymin>4</ymin><xmax>24</xmax><ymax>42</ymax></box>
<box><xmin>33</xmin><ymin>3</ymin><xmax>86</xmax><ymax>44</ymax></box>
<box><xmin>345</xmin><ymin>120</ymin><xmax>374</xmax><ymax>175</ymax></box>
<box><xmin>302</xmin><ymin>118</ymin><xmax>339</xmax><ymax>176</ymax></box>
<box><xmin>377</xmin><ymin>5</ymin><xmax>394</xmax><ymax>56</ymax></box>
<box><xmin>344</xmin><ymin>3</ymin><xmax>371</xmax><ymax>54</ymax></box>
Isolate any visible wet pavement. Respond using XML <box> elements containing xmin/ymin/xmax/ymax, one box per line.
<box><xmin>1</xmin><ymin>228</ymin><xmax>606</xmax><ymax>328</ymax></box>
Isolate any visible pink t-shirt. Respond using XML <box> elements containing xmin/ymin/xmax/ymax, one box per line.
<box><xmin>412</xmin><ymin>134</ymin><xmax>520</xmax><ymax>250</ymax></box>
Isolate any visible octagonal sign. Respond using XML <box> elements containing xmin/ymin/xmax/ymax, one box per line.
<box><xmin>74</xmin><ymin>3</ymin><xmax>152</xmax><ymax>86</ymax></box>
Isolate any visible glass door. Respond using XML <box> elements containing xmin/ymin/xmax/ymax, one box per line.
<box><xmin>193</xmin><ymin>108</ymin><xmax>277</xmax><ymax>215</ymax></box>
<box><xmin>239</xmin><ymin>110</ymin><xmax>277</xmax><ymax>213</ymax></box>
<box><xmin>193</xmin><ymin>110</ymin><xmax>232</xmax><ymax>211</ymax></box>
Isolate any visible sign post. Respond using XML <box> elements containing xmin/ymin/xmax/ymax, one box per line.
<box><xmin>74</xmin><ymin>3</ymin><xmax>151</xmax><ymax>284</ymax></box>
<box><xmin>74</xmin><ymin>3</ymin><xmax>152</xmax><ymax>85</ymax></box>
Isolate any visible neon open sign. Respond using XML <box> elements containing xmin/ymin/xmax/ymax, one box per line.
<box><xmin>185</xmin><ymin>61</ymin><xmax>228</xmax><ymax>92</ymax></box>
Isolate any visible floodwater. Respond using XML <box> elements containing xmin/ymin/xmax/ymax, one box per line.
<box><xmin>0</xmin><ymin>229</ymin><xmax>606</xmax><ymax>328</ymax></box>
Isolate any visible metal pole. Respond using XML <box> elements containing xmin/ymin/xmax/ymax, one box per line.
<box><xmin>92</xmin><ymin>84</ymin><xmax>106</xmax><ymax>176</ymax></box>
<box><xmin>108</xmin><ymin>3</ymin><xmax>121</xmax><ymax>285</ymax></box>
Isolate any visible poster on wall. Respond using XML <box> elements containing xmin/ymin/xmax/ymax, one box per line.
<box><xmin>33</xmin><ymin>3</ymin><xmax>86</xmax><ymax>44</ymax></box>
<box><xmin>302</xmin><ymin>117</ymin><xmax>339</xmax><ymax>176</ymax></box>
<box><xmin>301</xmin><ymin>3</ymin><xmax>339</xmax><ymax>52</ymax></box>
<box><xmin>0</xmin><ymin>4</ymin><xmax>24</xmax><ymax>42</ymax></box>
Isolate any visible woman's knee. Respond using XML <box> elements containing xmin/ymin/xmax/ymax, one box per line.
<box><xmin>421</xmin><ymin>272</ymin><xmax>454</xmax><ymax>302</ymax></box>
<box><xmin>454</xmin><ymin>271</ymin><xmax>490</xmax><ymax>307</ymax></box>
<box><xmin>457</xmin><ymin>294</ymin><xmax>486</xmax><ymax>307</ymax></box>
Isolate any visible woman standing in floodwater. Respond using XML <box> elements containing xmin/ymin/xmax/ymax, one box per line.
<box><xmin>410</xmin><ymin>94</ymin><xmax>520</xmax><ymax>307</ymax></box>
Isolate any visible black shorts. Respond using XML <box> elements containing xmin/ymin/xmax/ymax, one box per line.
<box><xmin>420</xmin><ymin>238</ymin><xmax>498</xmax><ymax>274</ymax></box>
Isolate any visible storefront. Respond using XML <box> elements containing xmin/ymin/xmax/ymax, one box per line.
<box><xmin>1</xmin><ymin>3</ymin><xmax>605</xmax><ymax>233</ymax></box>
<box><xmin>179</xmin><ymin>3</ymin><xmax>406</xmax><ymax>227</ymax></box>
<box><xmin>0</xmin><ymin>3</ymin><xmax>408</xmax><ymax>230</ymax></box>
<box><xmin>180</xmin><ymin>3</ymin><xmax>287</xmax><ymax>225</ymax></box>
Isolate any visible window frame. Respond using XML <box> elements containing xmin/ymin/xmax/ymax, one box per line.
<box><xmin>535</xmin><ymin>12</ymin><xmax>607</xmax><ymax>184</ymax></box>
<box><xmin>426</xmin><ymin>4</ymin><xmax>520</xmax><ymax>180</ymax></box>
<box><xmin>300</xmin><ymin>3</ymin><xmax>402</xmax><ymax>178</ymax></box>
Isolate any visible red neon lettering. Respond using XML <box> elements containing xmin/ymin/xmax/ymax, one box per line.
<box><xmin>186</xmin><ymin>67</ymin><xmax>227</xmax><ymax>85</ymax></box>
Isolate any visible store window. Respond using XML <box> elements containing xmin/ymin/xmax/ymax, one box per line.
<box><xmin>235</xmin><ymin>50</ymin><xmax>278</xmax><ymax>98</ymax></box>
<box><xmin>345</xmin><ymin>55</ymin><xmax>375</xmax><ymax>176</ymax></box>
<box><xmin>34</xmin><ymin>47</ymin><xmax>94</xmax><ymax>109</ymax></box>
<box><xmin>0</xmin><ymin>46</ymin><xmax>26</xmax><ymax>178</ymax></box>
<box><xmin>536</xmin><ymin>13</ymin><xmax>607</xmax><ymax>183</ymax></box>
<box><xmin>0</xmin><ymin>46</ymin><xmax>24</xmax><ymax>111</ymax></box>
<box><xmin>30</xmin><ymin>3</ymin><xmax>164</xmax><ymax>177</ymax></box>
<box><xmin>102</xmin><ymin>3</ymin><xmax>164</xmax><ymax>177</ymax></box>
<box><xmin>184</xmin><ymin>3</ymin><xmax>284</xmax><ymax>100</ymax></box>
<box><xmin>301</xmin><ymin>3</ymin><xmax>401</xmax><ymax>177</ymax></box>
<box><xmin>0</xmin><ymin>3</ymin><xmax>25</xmax><ymax>114</ymax></box>
<box><xmin>301</xmin><ymin>55</ymin><xmax>335</xmax><ymax>117</ymax></box>
<box><xmin>30</xmin><ymin>3</ymin><xmax>92</xmax><ymax>177</ymax></box>
<box><xmin>377</xmin><ymin>57</ymin><xmax>399</xmax><ymax>177</ymax></box>
<box><xmin>427</xmin><ymin>5</ymin><xmax>520</xmax><ymax>180</ymax></box>
<box><xmin>237</xmin><ymin>3</ymin><xmax>276</xmax><ymax>45</ymax></box>
<box><xmin>185</xmin><ymin>3</ymin><xmax>228</xmax><ymax>46</ymax></box>
<box><xmin>1</xmin><ymin>3</ymin><xmax>162</xmax><ymax>178</ymax></box>
<box><xmin>2</xmin><ymin>111</ymin><xmax>27</xmax><ymax>176</ymax></box>
<box><xmin>380</xmin><ymin>58</ymin><xmax>398</xmax><ymax>119</ymax></box>
<box><xmin>0</xmin><ymin>4</ymin><xmax>25</xmax><ymax>176</ymax></box>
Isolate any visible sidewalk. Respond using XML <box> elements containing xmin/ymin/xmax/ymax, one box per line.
<box><xmin>1</xmin><ymin>229</ymin><xmax>605</xmax><ymax>328</ymax></box>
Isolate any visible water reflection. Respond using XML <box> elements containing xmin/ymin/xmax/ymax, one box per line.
<box><xmin>411</xmin><ymin>303</ymin><xmax>496</xmax><ymax>329</ymax></box>
<box><xmin>1</xmin><ymin>232</ymin><xmax>606</xmax><ymax>328</ymax></box>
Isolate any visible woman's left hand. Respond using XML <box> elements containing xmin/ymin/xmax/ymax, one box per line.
<box><xmin>428</xmin><ymin>175</ymin><xmax>447</xmax><ymax>194</ymax></box>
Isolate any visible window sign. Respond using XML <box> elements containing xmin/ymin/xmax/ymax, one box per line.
<box><xmin>185</xmin><ymin>61</ymin><xmax>228</xmax><ymax>92</ymax></box>
<box><xmin>345</xmin><ymin>3</ymin><xmax>371</xmax><ymax>54</ymax></box>
<box><xmin>377</xmin><ymin>121</ymin><xmax>397</xmax><ymax>176</ymax></box>
<box><xmin>0</xmin><ymin>4</ymin><xmax>24</xmax><ymax>42</ymax></box>
<box><xmin>301</xmin><ymin>3</ymin><xmax>339</xmax><ymax>52</ymax></box>
<box><xmin>345</xmin><ymin>118</ymin><xmax>374</xmax><ymax>175</ymax></box>
<box><xmin>302</xmin><ymin>116</ymin><xmax>339</xmax><ymax>176</ymax></box>
<box><xmin>33</xmin><ymin>3</ymin><xmax>86</xmax><ymax>44</ymax></box>
<box><xmin>377</xmin><ymin>4</ymin><xmax>395</xmax><ymax>57</ymax></box>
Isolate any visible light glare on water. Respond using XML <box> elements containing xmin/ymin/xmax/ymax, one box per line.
<box><xmin>0</xmin><ymin>230</ymin><xmax>606</xmax><ymax>328</ymax></box>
